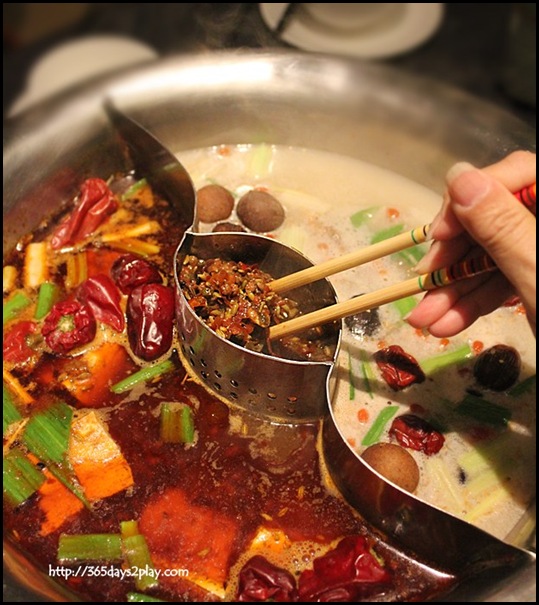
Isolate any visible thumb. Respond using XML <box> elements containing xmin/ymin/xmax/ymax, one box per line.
<box><xmin>446</xmin><ymin>162</ymin><xmax>536</xmax><ymax>313</ymax></box>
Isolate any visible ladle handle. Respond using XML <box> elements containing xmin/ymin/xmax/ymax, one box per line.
<box><xmin>268</xmin><ymin>254</ymin><xmax>499</xmax><ymax>340</ymax></box>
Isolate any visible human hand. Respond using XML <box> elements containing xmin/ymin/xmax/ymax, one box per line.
<box><xmin>406</xmin><ymin>150</ymin><xmax>536</xmax><ymax>337</ymax></box>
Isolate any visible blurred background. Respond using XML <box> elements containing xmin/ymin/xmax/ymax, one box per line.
<box><xmin>3</xmin><ymin>3</ymin><xmax>536</xmax><ymax>125</ymax></box>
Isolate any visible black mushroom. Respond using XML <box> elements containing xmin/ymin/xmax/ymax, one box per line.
<box><xmin>236</xmin><ymin>190</ymin><xmax>285</xmax><ymax>232</ymax></box>
<box><xmin>196</xmin><ymin>184</ymin><xmax>235</xmax><ymax>223</ymax></box>
<box><xmin>212</xmin><ymin>221</ymin><xmax>247</xmax><ymax>233</ymax></box>
<box><xmin>473</xmin><ymin>344</ymin><xmax>521</xmax><ymax>391</ymax></box>
<box><xmin>344</xmin><ymin>295</ymin><xmax>381</xmax><ymax>339</ymax></box>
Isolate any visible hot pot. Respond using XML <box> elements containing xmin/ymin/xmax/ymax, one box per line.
<box><xmin>3</xmin><ymin>50</ymin><xmax>535</xmax><ymax>602</ymax></box>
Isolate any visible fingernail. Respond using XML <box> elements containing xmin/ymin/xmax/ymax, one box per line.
<box><xmin>446</xmin><ymin>162</ymin><xmax>491</xmax><ymax>207</ymax></box>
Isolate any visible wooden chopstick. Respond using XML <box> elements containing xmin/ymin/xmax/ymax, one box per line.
<box><xmin>269</xmin><ymin>183</ymin><xmax>536</xmax><ymax>295</ymax></box>
<box><xmin>268</xmin><ymin>254</ymin><xmax>498</xmax><ymax>340</ymax></box>
<box><xmin>267</xmin><ymin>182</ymin><xmax>535</xmax><ymax>340</ymax></box>
<box><xmin>269</xmin><ymin>225</ymin><xmax>431</xmax><ymax>294</ymax></box>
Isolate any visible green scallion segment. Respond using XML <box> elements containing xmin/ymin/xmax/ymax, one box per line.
<box><xmin>34</xmin><ymin>282</ymin><xmax>60</xmax><ymax>320</ymax></box>
<box><xmin>3</xmin><ymin>385</ymin><xmax>22</xmax><ymax>436</ymax></box>
<box><xmin>111</xmin><ymin>360</ymin><xmax>175</xmax><ymax>394</ymax></box>
<box><xmin>359</xmin><ymin>349</ymin><xmax>374</xmax><ymax>400</ymax></box>
<box><xmin>58</xmin><ymin>533</ymin><xmax>123</xmax><ymax>563</ymax></box>
<box><xmin>455</xmin><ymin>394</ymin><xmax>511</xmax><ymax>427</ymax></box>
<box><xmin>23</xmin><ymin>401</ymin><xmax>72</xmax><ymax>465</ymax></box>
<box><xmin>121</xmin><ymin>178</ymin><xmax>148</xmax><ymax>201</ymax></box>
<box><xmin>127</xmin><ymin>593</ymin><xmax>166</xmax><ymax>603</ymax></box>
<box><xmin>3</xmin><ymin>449</ymin><xmax>46</xmax><ymax>506</ymax></box>
<box><xmin>348</xmin><ymin>351</ymin><xmax>356</xmax><ymax>400</ymax></box>
<box><xmin>121</xmin><ymin>521</ymin><xmax>159</xmax><ymax>591</ymax></box>
<box><xmin>3</xmin><ymin>291</ymin><xmax>32</xmax><ymax>325</ymax></box>
<box><xmin>22</xmin><ymin>401</ymin><xmax>89</xmax><ymax>507</ymax></box>
<box><xmin>361</xmin><ymin>405</ymin><xmax>399</xmax><ymax>446</ymax></box>
<box><xmin>350</xmin><ymin>206</ymin><xmax>378</xmax><ymax>228</ymax></box>
<box><xmin>420</xmin><ymin>343</ymin><xmax>472</xmax><ymax>376</ymax></box>
<box><xmin>508</xmin><ymin>374</ymin><xmax>536</xmax><ymax>397</ymax></box>
<box><xmin>160</xmin><ymin>403</ymin><xmax>195</xmax><ymax>444</ymax></box>
<box><xmin>370</xmin><ymin>224</ymin><xmax>404</xmax><ymax>245</ymax></box>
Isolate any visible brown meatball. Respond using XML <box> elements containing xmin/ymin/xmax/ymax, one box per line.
<box><xmin>212</xmin><ymin>221</ymin><xmax>247</xmax><ymax>233</ymax></box>
<box><xmin>196</xmin><ymin>184</ymin><xmax>235</xmax><ymax>223</ymax></box>
<box><xmin>361</xmin><ymin>442</ymin><xmax>420</xmax><ymax>493</ymax></box>
<box><xmin>236</xmin><ymin>190</ymin><xmax>285</xmax><ymax>232</ymax></box>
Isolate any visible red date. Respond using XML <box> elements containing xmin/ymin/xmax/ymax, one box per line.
<box><xmin>111</xmin><ymin>254</ymin><xmax>162</xmax><ymax>295</ymax></box>
<box><xmin>237</xmin><ymin>555</ymin><xmax>297</xmax><ymax>602</ymax></box>
<box><xmin>42</xmin><ymin>300</ymin><xmax>96</xmax><ymax>354</ymax></box>
<box><xmin>389</xmin><ymin>414</ymin><xmax>445</xmax><ymax>455</ymax></box>
<box><xmin>374</xmin><ymin>345</ymin><xmax>425</xmax><ymax>390</ymax></box>
<box><xmin>127</xmin><ymin>283</ymin><xmax>175</xmax><ymax>361</ymax></box>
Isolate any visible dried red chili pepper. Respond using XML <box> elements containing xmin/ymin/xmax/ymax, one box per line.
<box><xmin>111</xmin><ymin>254</ymin><xmax>162</xmax><ymax>295</ymax></box>
<box><xmin>50</xmin><ymin>178</ymin><xmax>118</xmax><ymax>249</ymax></box>
<box><xmin>76</xmin><ymin>274</ymin><xmax>125</xmax><ymax>332</ymax></box>
<box><xmin>42</xmin><ymin>300</ymin><xmax>96</xmax><ymax>354</ymax></box>
<box><xmin>374</xmin><ymin>345</ymin><xmax>425</xmax><ymax>391</ymax></box>
<box><xmin>298</xmin><ymin>535</ymin><xmax>391</xmax><ymax>602</ymax></box>
<box><xmin>389</xmin><ymin>414</ymin><xmax>445</xmax><ymax>455</ymax></box>
<box><xmin>237</xmin><ymin>555</ymin><xmax>298</xmax><ymax>602</ymax></box>
<box><xmin>126</xmin><ymin>283</ymin><xmax>175</xmax><ymax>361</ymax></box>
<box><xmin>3</xmin><ymin>321</ymin><xmax>39</xmax><ymax>363</ymax></box>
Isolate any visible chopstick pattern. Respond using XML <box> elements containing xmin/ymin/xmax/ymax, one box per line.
<box><xmin>420</xmin><ymin>255</ymin><xmax>496</xmax><ymax>290</ymax></box>
<box><xmin>513</xmin><ymin>183</ymin><xmax>536</xmax><ymax>215</ymax></box>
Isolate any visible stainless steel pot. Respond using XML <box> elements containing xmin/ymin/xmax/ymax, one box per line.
<box><xmin>3</xmin><ymin>50</ymin><xmax>536</xmax><ymax>602</ymax></box>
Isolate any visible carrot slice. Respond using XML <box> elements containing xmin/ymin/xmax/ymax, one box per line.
<box><xmin>37</xmin><ymin>467</ymin><xmax>84</xmax><ymax>536</ymax></box>
<box><xmin>68</xmin><ymin>410</ymin><xmax>134</xmax><ymax>501</ymax></box>
<box><xmin>60</xmin><ymin>342</ymin><xmax>130</xmax><ymax>406</ymax></box>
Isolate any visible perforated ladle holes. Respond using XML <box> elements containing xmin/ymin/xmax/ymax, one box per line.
<box><xmin>181</xmin><ymin>343</ymin><xmax>300</xmax><ymax>415</ymax></box>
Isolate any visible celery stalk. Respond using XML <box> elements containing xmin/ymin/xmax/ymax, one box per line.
<box><xmin>127</xmin><ymin>593</ymin><xmax>166</xmax><ymax>602</ymax></box>
<box><xmin>23</xmin><ymin>401</ymin><xmax>72</xmax><ymax>465</ymax></box>
<box><xmin>3</xmin><ymin>291</ymin><xmax>32</xmax><ymax>325</ymax></box>
<box><xmin>34</xmin><ymin>282</ymin><xmax>60</xmax><ymax>320</ymax></box>
<box><xmin>3</xmin><ymin>385</ymin><xmax>22</xmax><ymax>436</ymax></box>
<box><xmin>370</xmin><ymin>224</ymin><xmax>404</xmax><ymax>244</ymax></box>
<box><xmin>361</xmin><ymin>405</ymin><xmax>399</xmax><ymax>446</ymax></box>
<box><xmin>350</xmin><ymin>206</ymin><xmax>378</xmax><ymax>228</ymax></box>
<box><xmin>348</xmin><ymin>351</ymin><xmax>356</xmax><ymax>400</ymax></box>
<box><xmin>22</xmin><ymin>401</ymin><xmax>89</xmax><ymax>507</ymax></box>
<box><xmin>464</xmin><ymin>486</ymin><xmax>510</xmax><ymax>523</ymax></box>
<box><xmin>508</xmin><ymin>374</ymin><xmax>536</xmax><ymax>397</ymax></box>
<box><xmin>420</xmin><ymin>344</ymin><xmax>472</xmax><ymax>376</ymax></box>
<box><xmin>58</xmin><ymin>533</ymin><xmax>123</xmax><ymax>563</ymax></box>
<box><xmin>3</xmin><ymin>449</ymin><xmax>45</xmax><ymax>506</ymax></box>
<box><xmin>248</xmin><ymin>144</ymin><xmax>272</xmax><ymax>178</ymax></box>
<box><xmin>359</xmin><ymin>349</ymin><xmax>374</xmax><ymax>399</ymax></box>
<box><xmin>160</xmin><ymin>403</ymin><xmax>195</xmax><ymax>444</ymax></box>
<box><xmin>121</xmin><ymin>178</ymin><xmax>148</xmax><ymax>201</ymax></box>
<box><xmin>455</xmin><ymin>394</ymin><xmax>511</xmax><ymax>427</ymax></box>
<box><xmin>121</xmin><ymin>521</ymin><xmax>159</xmax><ymax>591</ymax></box>
<box><xmin>111</xmin><ymin>360</ymin><xmax>175</xmax><ymax>394</ymax></box>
